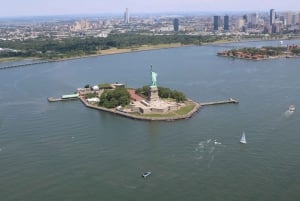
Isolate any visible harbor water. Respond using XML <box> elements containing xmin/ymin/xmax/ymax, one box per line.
<box><xmin>0</xmin><ymin>40</ymin><xmax>299</xmax><ymax>201</ymax></box>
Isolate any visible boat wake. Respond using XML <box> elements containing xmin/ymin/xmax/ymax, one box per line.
<box><xmin>284</xmin><ymin>110</ymin><xmax>294</xmax><ymax>118</ymax></box>
<box><xmin>284</xmin><ymin>105</ymin><xmax>295</xmax><ymax>117</ymax></box>
<box><xmin>194</xmin><ymin>139</ymin><xmax>224</xmax><ymax>166</ymax></box>
<box><xmin>214</xmin><ymin>139</ymin><xmax>222</xmax><ymax>145</ymax></box>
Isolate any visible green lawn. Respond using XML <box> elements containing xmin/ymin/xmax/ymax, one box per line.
<box><xmin>130</xmin><ymin>102</ymin><xmax>196</xmax><ymax>118</ymax></box>
<box><xmin>175</xmin><ymin>103</ymin><xmax>196</xmax><ymax>115</ymax></box>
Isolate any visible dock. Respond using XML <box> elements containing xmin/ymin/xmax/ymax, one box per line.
<box><xmin>48</xmin><ymin>93</ymin><xmax>79</xmax><ymax>102</ymax></box>
<box><xmin>47</xmin><ymin>97</ymin><xmax>79</xmax><ymax>102</ymax></box>
<box><xmin>200</xmin><ymin>98</ymin><xmax>239</xmax><ymax>106</ymax></box>
<box><xmin>0</xmin><ymin>61</ymin><xmax>53</xmax><ymax>70</ymax></box>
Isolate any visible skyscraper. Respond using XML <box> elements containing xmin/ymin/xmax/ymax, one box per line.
<box><xmin>270</xmin><ymin>9</ymin><xmax>275</xmax><ymax>25</ymax></box>
<box><xmin>124</xmin><ymin>8</ymin><xmax>129</xmax><ymax>24</ymax></box>
<box><xmin>224</xmin><ymin>15</ymin><xmax>229</xmax><ymax>31</ymax></box>
<box><xmin>173</xmin><ymin>18</ymin><xmax>179</xmax><ymax>32</ymax></box>
<box><xmin>214</xmin><ymin>16</ymin><xmax>220</xmax><ymax>31</ymax></box>
<box><xmin>249</xmin><ymin>13</ymin><xmax>258</xmax><ymax>28</ymax></box>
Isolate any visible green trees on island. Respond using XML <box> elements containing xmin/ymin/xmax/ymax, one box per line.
<box><xmin>98</xmin><ymin>85</ymin><xmax>186</xmax><ymax>109</ymax></box>
<box><xmin>98</xmin><ymin>83</ymin><xmax>113</xmax><ymax>89</ymax></box>
<box><xmin>99</xmin><ymin>87</ymin><xmax>130</xmax><ymax>108</ymax></box>
<box><xmin>135</xmin><ymin>86</ymin><xmax>187</xmax><ymax>102</ymax></box>
<box><xmin>222</xmin><ymin>46</ymin><xmax>289</xmax><ymax>58</ymax></box>
<box><xmin>291</xmin><ymin>47</ymin><xmax>300</xmax><ymax>54</ymax></box>
<box><xmin>84</xmin><ymin>84</ymin><xmax>187</xmax><ymax>109</ymax></box>
<box><xmin>158</xmin><ymin>87</ymin><xmax>187</xmax><ymax>102</ymax></box>
<box><xmin>135</xmin><ymin>86</ymin><xmax>150</xmax><ymax>97</ymax></box>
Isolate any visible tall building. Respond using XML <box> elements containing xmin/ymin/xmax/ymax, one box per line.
<box><xmin>71</xmin><ymin>19</ymin><xmax>90</xmax><ymax>31</ymax></box>
<box><xmin>281</xmin><ymin>11</ymin><xmax>295</xmax><ymax>25</ymax></box>
<box><xmin>249</xmin><ymin>13</ymin><xmax>258</xmax><ymax>28</ymax></box>
<box><xmin>224</xmin><ymin>15</ymin><xmax>229</xmax><ymax>31</ymax></box>
<box><xmin>173</xmin><ymin>18</ymin><xmax>179</xmax><ymax>32</ymax></box>
<box><xmin>124</xmin><ymin>8</ymin><xmax>130</xmax><ymax>24</ymax></box>
<box><xmin>270</xmin><ymin>9</ymin><xmax>275</xmax><ymax>25</ymax></box>
<box><xmin>236</xmin><ymin>17</ymin><xmax>245</xmax><ymax>30</ymax></box>
<box><xmin>243</xmin><ymin>15</ymin><xmax>248</xmax><ymax>23</ymax></box>
<box><xmin>213</xmin><ymin>16</ymin><xmax>220</xmax><ymax>31</ymax></box>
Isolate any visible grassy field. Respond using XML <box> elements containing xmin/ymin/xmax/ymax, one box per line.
<box><xmin>174</xmin><ymin>103</ymin><xmax>197</xmax><ymax>115</ymax></box>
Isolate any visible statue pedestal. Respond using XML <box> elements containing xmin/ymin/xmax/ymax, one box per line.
<box><xmin>148</xmin><ymin>86</ymin><xmax>159</xmax><ymax>104</ymax></box>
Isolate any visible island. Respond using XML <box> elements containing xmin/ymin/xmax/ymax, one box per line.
<box><xmin>217</xmin><ymin>44</ymin><xmax>300</xmax><ymax>60</ymax></box>
<box><xmin>48</xmin><ymin>66</ymin><xmax>240</xmax><ymax>121</ymax></box>
<box><xmin>75</xmin><ymin>66</ymin><xmax>200</xmax><ymax>121</ymax></box>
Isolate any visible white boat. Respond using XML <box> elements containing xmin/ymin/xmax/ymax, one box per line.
<box><xmin>288</xmin><ymin>105</ymin><xmax>295</xmax><ymax>112</ymax></box>
<box><xmin>142</xmin><ymin>171</ymin><xmax>152</xmax><ymax>178</ymax></box>
<box><xmin>240</xmin><ymin>132</ymin><xmax>247</xmax><ymax>144</ymax></box>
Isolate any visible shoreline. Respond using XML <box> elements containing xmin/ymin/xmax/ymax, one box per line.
<box><xmin>0</xmin><ymin>43</ymin><xmax>188</xmax><ymax>64</ymax></box>
<box><xmin>1</xmin><ymin>37</ymin><xmax>300</xmax><ymax>66</ymax></box>
<box><xmin>218</xmin><ymin>54</ymin><xmax>300</xmax><ymax>60</ymax></box>
<box><xmin>50</xmin><ymin>43</ymin><xmax>191</xmax><ymax>62</ymax></box>
<box><xmin>0</xmin><ymin>43</ymin><xmax>188</xmax><ymax>69</ymax></box>
<box><xmin>79</xmin><ymin>96</ymin><xmax>201</xmax><ymax>121</ymax></box>
<box><xmin>217</xmin><ymin>44</ymin><xmax>300</xmax><ymax>60</ymax></box>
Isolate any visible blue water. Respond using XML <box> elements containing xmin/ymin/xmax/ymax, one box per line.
<box><xmin>0</xmin><ymin>40</ymin><xmax>299</xmax><ymax>201</ymax></box>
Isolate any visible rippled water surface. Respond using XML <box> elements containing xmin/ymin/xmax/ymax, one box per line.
<box><xmin>0</xmin><ymin>40</ymin><xmax>299</xmax><ymax>201</ymax></box>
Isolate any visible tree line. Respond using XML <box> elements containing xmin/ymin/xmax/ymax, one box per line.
<box><xmin>0</xmin><ymin>33</ymin><xmax>221</xmax><ymax>59</ymax></box>
<box><xmin>229</xmin><ymin>46</ymin><xmax>287</xmax><ymax>57</ymax></box>
<box><xmin>135</xmin><ymin>86</ymin><xmax>187</xmax><ymax>102</ymax></box>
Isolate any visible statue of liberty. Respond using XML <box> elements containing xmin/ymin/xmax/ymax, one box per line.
<box><xmin>150</xmin><ymin>65</ymin><xmax>158</xmax><ymax>88</ymax></box>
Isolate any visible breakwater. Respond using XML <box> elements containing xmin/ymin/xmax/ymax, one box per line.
<box><xmin>0</xmin><ymin>60</ymin><xmax>52</xmax><ymax>70</ymax></box>
<box><xmin>200</xmin><ymin>98</ymin><xmax>239</xmax><ymax>106</ymax></box>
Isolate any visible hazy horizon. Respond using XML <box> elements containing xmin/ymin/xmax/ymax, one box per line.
<box><xmin>1</xmin><ymin>0</ymin><xmax>299</xmax><ymax>17</ymax></box>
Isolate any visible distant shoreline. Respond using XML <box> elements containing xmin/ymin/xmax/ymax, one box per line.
<box><xmin>217</xmin><ymin>44</ymin><xmax>300</xmax><ymax>60</ymax></box>
<box><xmin>1</xmin><ymin>38</ymin><xmax>300</xmax><ymax>67</ymax></box>
<box><xmin>0</xmin><ymin>43</ymin><xmax>189</xmax><ymax>66</ymax></box>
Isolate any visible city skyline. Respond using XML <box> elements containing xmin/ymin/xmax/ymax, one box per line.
<box><xmin>1</xmin><ymin>0</ymin><xmax>299</xmax><ymax>17</ymax></box>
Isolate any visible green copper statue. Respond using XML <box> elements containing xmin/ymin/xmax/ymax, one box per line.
<box><xmin>150</xmin><ymin>65</ymin><xmax>158</xmax><ymax>87</ymax></box>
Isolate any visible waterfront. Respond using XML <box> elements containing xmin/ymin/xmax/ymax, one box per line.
<box><xmin>0</xmin><ymin>40</ymin><xmax>300</xmax><ymax>201</ymax></box>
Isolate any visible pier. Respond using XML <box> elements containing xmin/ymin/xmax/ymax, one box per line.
<box><xmin>47</xmin><ymin>97</ymin><xmax>79</xmax><ymax>102</ymax></box>
<box><xmin>0</xmin><ymin>61</ymin><xmax>53</xmax><ymax>70</ymax></box>
<box><xmin>200</xmin><ymin>98</ymin><xmax>239</xmax><ymax>106</ymax></box>
<box><xmin>48</xmin><ymin>94</ymin><xmax>79</xmax><ymax>102</ymax></box>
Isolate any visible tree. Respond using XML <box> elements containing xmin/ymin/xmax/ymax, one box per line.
<box><xmin>99</xmin><ymin>87</ymin><xmax>130</xmax><ymax>108</ymax></box>
<box><xmin>135</xmin><ymin>85</ymin><xmax>187</xmax><ymax>102</ymax></box>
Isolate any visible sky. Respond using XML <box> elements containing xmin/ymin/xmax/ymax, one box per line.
<box><xmin>1</xmin><ymin>0</ymin><xmax>299</xmax><ymax>17</ymax></box>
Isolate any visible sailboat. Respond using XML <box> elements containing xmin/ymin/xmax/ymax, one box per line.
<box><xmin>240</xmin><ymin>132</ymin><xmax>247</xmax><ymax>144</ymax></box>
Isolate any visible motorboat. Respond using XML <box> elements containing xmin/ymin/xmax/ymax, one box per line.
<box><xmin>142</xmin><ymin>171</ymin><xmax>152</xmax><ymax>178</ymax></box>
<box><xmin>288</xmin><ymin>105</ymin><xmax>295</xmax><ymax>112</ymax></box>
